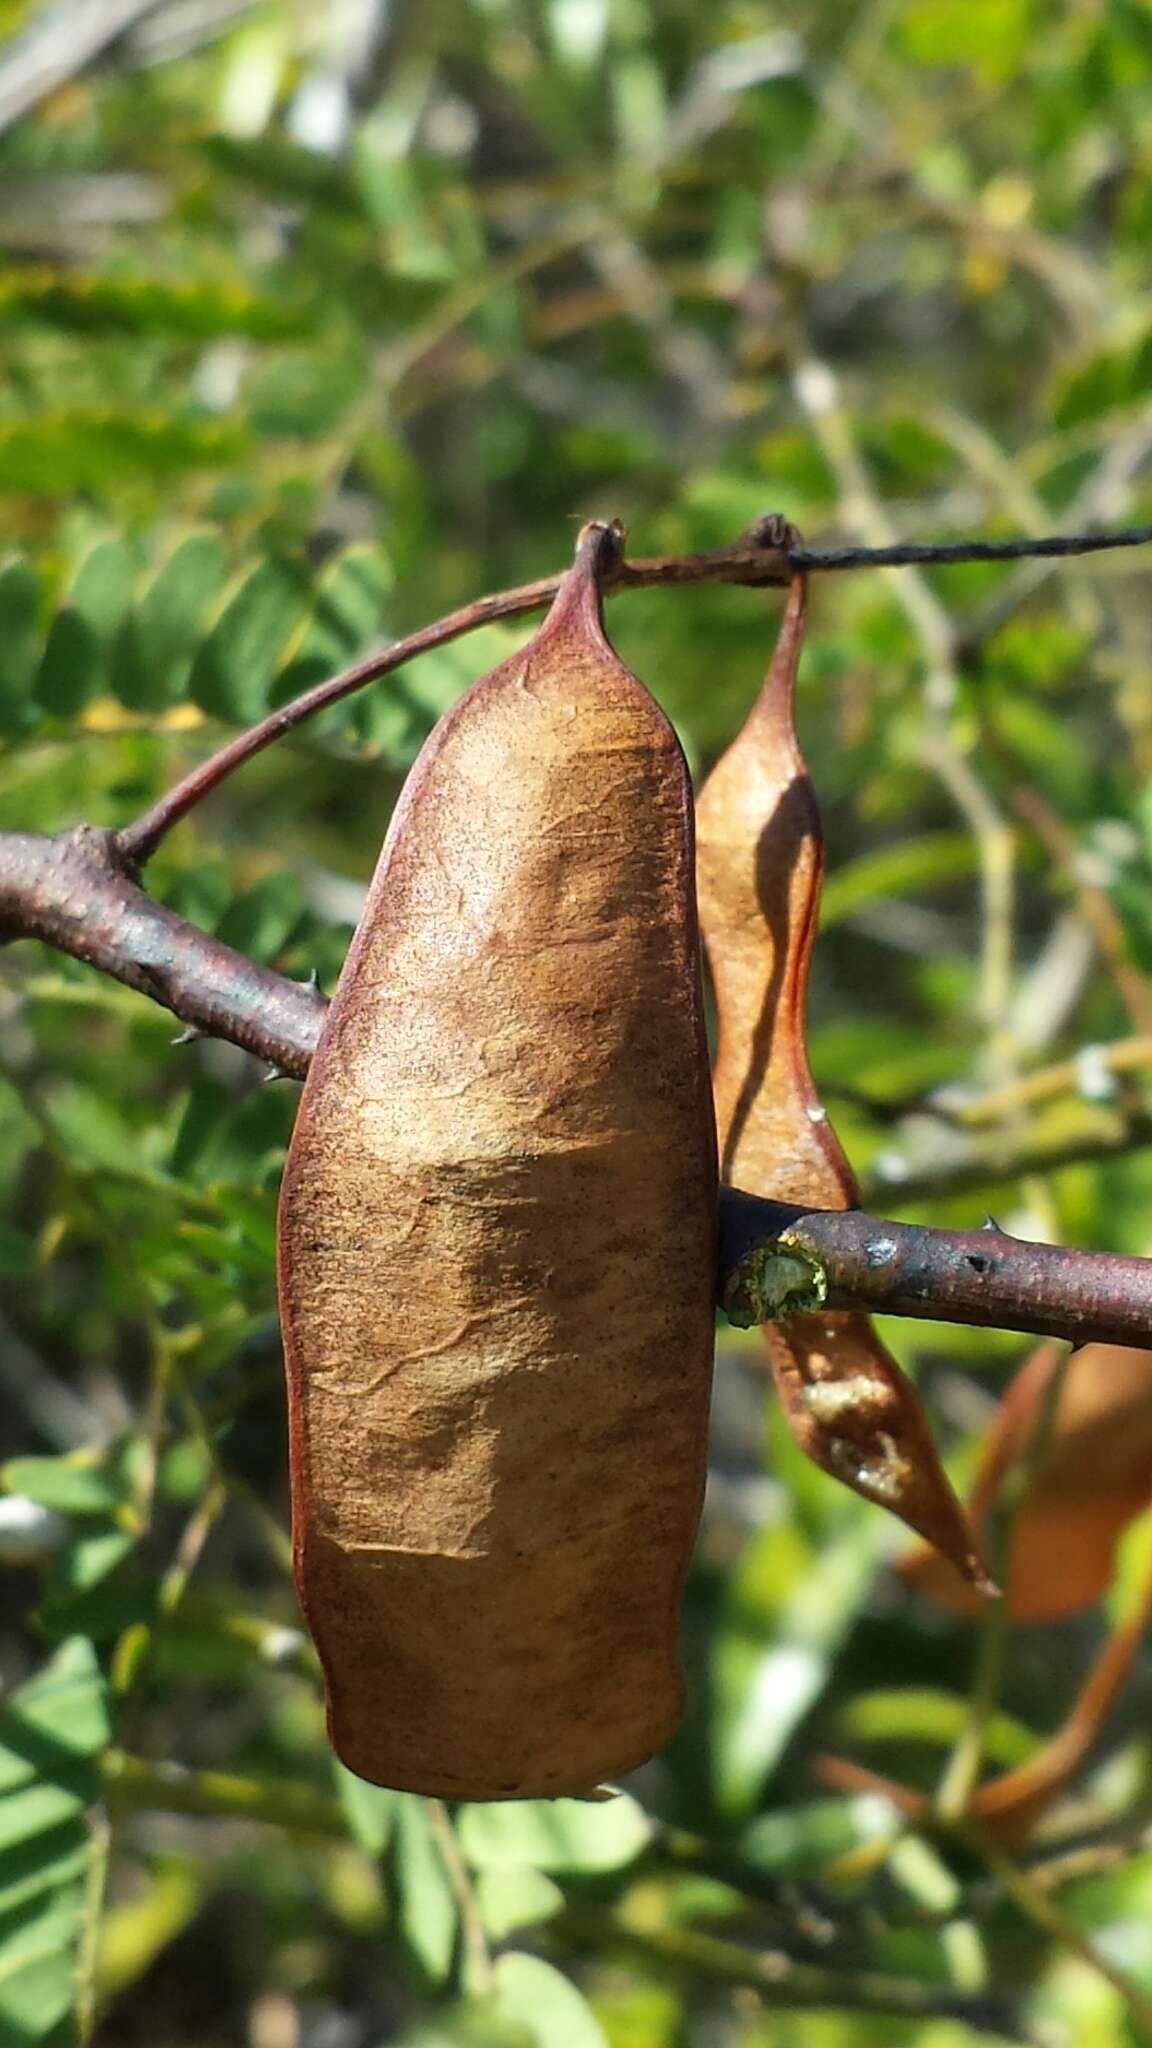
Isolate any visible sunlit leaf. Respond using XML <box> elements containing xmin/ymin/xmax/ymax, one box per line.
<box><xmin>0</xmin><ymin>412</ymin><xmax>248</xmax><ymax>495</ymax></box>
<box><xmin>0</xmin><ymin>271</ymin><xmax>312</xmax><ymax>340</ymax></box>
<box><xmin>335</xmin><ymin>1764</ymin><xmax>397</xmax><ymax>1857</ymax></box>
<box><xmin>473</xmin><ymin>1864</ymin><xmax>563</xmax><ymax>1941</ymax></box>
<box><xmin>272</xmin><ymin>543</ymin><xmax>393</xmax><ymax>700</ymax></box>
<box><xmin>0</xmin><ymin>1639</ymin><xmax>109</xmax><ymax>1866</ymax></box>
<box><xmin>111</xmin><ymin>531</ymin><xmax>227</xmax><ymax>711</ymax></box>
<box><xmin>2</xmin><ymin>1459</ymin><xmax>122</xmax><ymax>1517</ymax></box>
<box><xmin>458</xmin><ymin>1794</ymin><xmax>651</xmax><ymax>1875</ymax></box>
<box><xmin>190</xmin><ymin>557</ymin><xmax>311</xmax><ymax>722</ymax></box>
<box><xmin>490</xmin><ymin>1954</ymin><xmax>609</xmax><ymax>2048</ymax></box>
<box><xmin>390</xmin><ymin>1798</ymin><xmax>458</xmax><ymax>1986</ymax></box>
<box><xmin>34</xmin><ymin>535</ymin><xmax>138</xmax><ymax>720</ymax></box>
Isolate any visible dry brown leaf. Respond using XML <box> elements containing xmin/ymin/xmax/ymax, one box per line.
<box><xmin>695</xmin><ymin>571</ymin><xmax>988</xmax><ymax>1589</ymax></box>
<box><xmin>901</xmin><ymin>1339</ymin><xmax>1152</xmax><ymax>1620</ymax></box>
<box><xmin>278</xmin><ymin>520</ymin><xmax>718</xmax><ymax>1797</ymax></box>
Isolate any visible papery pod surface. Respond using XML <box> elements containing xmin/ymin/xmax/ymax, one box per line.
<box><xmin>695</xmin><ymin>570</ymin><xmax>985</xmax><ymax>1588</ymax></box>
<box><xmin>277</xmin><ymin>521</ymin><xmax>718</xmax><ymax>1799</ymax></box>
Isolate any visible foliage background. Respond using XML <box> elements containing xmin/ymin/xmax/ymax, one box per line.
<box><xmin>3</xmin><ymin>0</ymin><xmax>1152</xmax><ymax>2042</ymax></box>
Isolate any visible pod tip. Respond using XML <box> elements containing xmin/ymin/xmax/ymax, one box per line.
<box><xmin>573</xmin><ymin>518</ymin><xmax>627</xmax><ymax>579</ymax></box>
<box><xmin>961</xmin><ymin>1550</ymin><xmax>1001</xmax><ymax>1602</ymax></box>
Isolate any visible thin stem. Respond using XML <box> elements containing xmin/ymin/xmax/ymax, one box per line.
<box><xmin>954</xmin><ymin>418</ymin><xmax>1152</xmax><ymax>666</ymax></box>
<box><xmin>862</xmin><ymin>1095</ymin><xmax>1152</xmax><ymax>1205</ymax></box>
<box><xmin>844</xmin><ymin>1805</ymin><xmax>1152</xmax><ymax>1928</ymax></box>
<box><xmin>796</xmin><ymin>525</ymin><xmax>1152</xmax><ymax>570</ymax></box>
<box><xmin>426</xmin><ymin>1800</ymin><xmax>493</xmax><ymax>1999</ymax></box>
<box><xmin>75</xmin><ymin>1807</ymin><xmax>113</xmax><ymax>2046</ymax></box>
<box><xmin>116</xmin><ymin>520</ymin><xmax>799</xmax><ymax>866</ymax></box>
<box><xmin>115</xmin><ymin>516</ymin><xmax>1152</xmax><ymax>868</ymax></box>
<box><xmin>102</xmin><ymin>1751</ymin><xmax>346</xmax><ymax>1836</ymax></box>
<box><xmin>934</xmin><ymin>1034</ymin><xmax>1152</xmax><ymax>1127</ymax></box>
<box><xmin>1010</xmin><ymin>781</ymin><xmax>1152</xmax><ymax>1035</ymax></box>
<box><xmin>960</xmin><ymin>1823</ymin><xmax>1152</xmax><ymax>2034</ymax></box>
<box><xmin>934</xmin><ymin>1350</ymin><xmax>1070</xmax><ymax>1823</ymax></box>
<box><xmin>935</xmin><ymin>1561</ymin><xmax>1013</xmax><ymax>1826</ymax></box>
<box><xmin>0</xmin><ymin>824</ymin><xmax>327</xmax><ymax>1069</ymax></box>
<box><xmin>793</xmin><ymin>353</ymin><xmax>1017</xmax><ymax>1075</ymax></box>
<box><xmin>560</xmin><ymin>1902</ymin><xmax>1025</xmax><ymax>2034</ymax></box>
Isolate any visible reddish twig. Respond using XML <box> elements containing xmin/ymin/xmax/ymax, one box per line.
<box><xmin>116</xmin><ymin>519</ymin><xmax>799</xmax><ymax>868</ymax></box>
<box><xmin>116</xmin><ymin>516</ymin><xmax>1152</xmax><ymax>869</ymax></box>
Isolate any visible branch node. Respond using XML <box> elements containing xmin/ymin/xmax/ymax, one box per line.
<box><xmin>721</xmin><ymin>1233</ymin><xmax>829</xmax><ymax>1328</ymax></box>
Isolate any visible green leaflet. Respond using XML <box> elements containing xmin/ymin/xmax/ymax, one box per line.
<box><xmin>489</xmin><ymin>1956</ymin><xmax>608</xmax><ymax>2048</ymax></box>
<box><xmin>2</xmin><ymin>1460</ymin><xmax>123</xmax><ymax>1518</ymax></box>
<box><xmin>390</xmin><ymin>1799</ymin><xmax>459</xmax><ymax>1988</ymax></box>
<box><xmin>0</xmin><ymin>561</ymin><xmax>41</xmax><ymax>735</ymax></box>
<box><xmin>458</xmin><ymin>1794</ymin><xmax>651</xmax><ymax>1876</ymax></box>
<box><xmin>111</xmin><ymin>532</ymin><xmax>227</xmax><ymax>711</ymax></box>
<box><xmin>0</xmin><ymin>1641</ymin><xmax>110</xmax><ymax>2044</ymax></box>
<box><xmin>36</xmin><ymin>538</ymin><xmax>137</xmax><ymax>717</ymax></box>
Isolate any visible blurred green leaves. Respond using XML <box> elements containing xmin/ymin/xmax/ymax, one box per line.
<box><xmin>1</xmin><ymin>1460</ymin><xmax>122</xmax><ymax>1518</ymax></box>
<box><xmin>3</xmin><ymin>0</ymin><xmax>1152</xmax><ymax>2043</ymax></box>
<box><xmin>0</xmin><ymin>527</ymin><xmax>393</xmax><ymax>742</ymax></box>
<box><xmin>488</xmin><ymin>1954</ymin><xmax>608</xmax><ymax>2047</ymax></box>
<box><xmin>0</xmin><ymin>1640</ymin><xmax>109</xmax><ymax>2045</ymax></box>
<box><xmin>458</xmin><ymin>1795</ymin><xmax>651</xmax><ymax>1877</ymax></box>
<box><xmin>0</xmin><ymin>413</ymin><xmax>249</xmax><ymax>497</ymax></box>
<box><xmin>112</xmin><ymin>533</ymin><xmax>227</xmax><ymax>712</ymax></box>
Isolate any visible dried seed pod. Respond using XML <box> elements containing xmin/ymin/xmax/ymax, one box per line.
<box><xmin>277</xmin><ymin>521</ymin><xmax>718</xmax><ymax>1800</ymax></box>
<box><xmin>696</xmin><ymin>571</ymin><xmax>987</xmax><ymax>1588</ymax></box>
<box><xmin>902</xmin><ymin>1339</ymin><xmax>1152</xmax><ymax>1619</ymax></box>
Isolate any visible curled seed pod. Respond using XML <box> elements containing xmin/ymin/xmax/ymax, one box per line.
<box><xmin>695</xmin><ymin>571</ymin><xmax>987</xmax><ymax>1589</ymax></box>
<box><xmin>902</xmin><ymin>1338</ymin><xmax>1152</xmax><ymax>1619</ymax></box>
<box><xmin>277</xmin><ymin>521</ymin><xmax>718</xmax><ymax>1799</ymax></box>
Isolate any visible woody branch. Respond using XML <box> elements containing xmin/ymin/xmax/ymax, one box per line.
<box><xmin>6</xmin><ymin>519</ymin><xmax>1152</xmax><ymax>1347</ymax></box>
<box><xmin>2</xmin><ymin>821</ymin><xmax>1150</xmax><ymax>1351</ymax></box>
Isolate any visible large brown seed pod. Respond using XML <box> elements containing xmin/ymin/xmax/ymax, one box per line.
<box><xmin>277</xmin><ymin>521</ymin><xmax>718</xmax><ymax>1800</ymax></box>
<box><xmin>696</xmin><ymin>571</ymin><xmax>987</xmax><ymax>1588</ymax></box>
